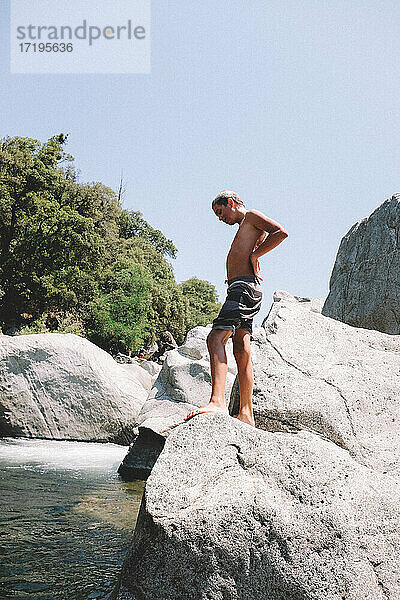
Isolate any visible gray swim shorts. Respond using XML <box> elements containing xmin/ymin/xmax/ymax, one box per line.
<box><xmin>212</xmin><ymin>276</ymin><xmax>262</xmax><ymax>335</ymax></box>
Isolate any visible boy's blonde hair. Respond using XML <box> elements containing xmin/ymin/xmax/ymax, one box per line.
<box><xmin>212</xmin><ymin>190</ymin><xmax>244</xmax><ymax>209</ymax></box>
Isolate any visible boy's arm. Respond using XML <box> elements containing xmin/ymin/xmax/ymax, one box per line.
<box><xmin>254</xmin><ymin>230</ymin><xmax>267</xmax><ymax>250</ymax></box>
<box><xmin>246</xmin><ymin>210</ymin><xmax>288</xmax><ymax>277</ymax></box>
<box><xmin>247</xmin><ymin>210</ymin><xmax>288</xmax><ymax>257</ymax></box>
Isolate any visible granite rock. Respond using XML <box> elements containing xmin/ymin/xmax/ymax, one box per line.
<box><xmin>0</xmin><ymin>333</ymin><xmax>148</xmax><ymax>443</ymax></box>
<box><xmin>322</xmin><ymin>194</ymin><xmax>400</xmax><ymax>334</ymax></box>
<box><xmin>121</xmin><ymin>361</ymin><xmax>153</xmax><ymax>391</ymax></box>
<box><xmin>112</xmin><ymin>415</ymin><xmax>400</xmax><ymax>600</ymax></box>
<box><xmin>231</xmin><ymin>291</ymin><xmax>400</xmax><ymax>475</ymax></box>
<box><xmin>137</xmin><ymin>359</ymin><xmax>162</xmax><ymax>383</ymax></box>
<box><xmin>118</xmin><ymin>326</ymin><xmax>237</xmax><ymax>479</ymax></box>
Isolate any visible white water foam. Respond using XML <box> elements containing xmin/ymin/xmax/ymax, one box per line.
<box><xmin>0</xmin><ymin>437</ymin><xmax>128</xmax><ymax>473</ymax></box>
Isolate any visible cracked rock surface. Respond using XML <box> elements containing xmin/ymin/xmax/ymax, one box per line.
<box><xmin>0</xmin><ymin>333</ymin><xmax>149</xmax><ymax>443</ymax></box>
<box><xmin>112</xmin><ymin>414</ymin><xmax>400</xmax><ymax>600</ymax></box>
<box><xmin>230</xmin><ymin>291</ymin><xmax>400</xmax><ymax>475</ymax></box>
<box><xmin>322</xmin><ymin>194</ymin><xmax>400</xmax><ymax>334</ymax></box>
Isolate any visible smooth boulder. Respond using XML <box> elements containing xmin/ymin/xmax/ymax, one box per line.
<box><xmin>0</xmin><ymin>333</ymin><xmax>150</xmax><ymax>443</ymax></box>
<box><xmin>121</xmin><ymin>361</ymin><xmax>153</xmax><ymax>390</ymax></box>
<box><xmin>322</xmin><ymin>194</ymin><xmax>400</xmax><ymax>334</ymax></box>
<box><xmin>112</xmin><ymin>415</ymin><xmax>400</xmax><ymax>600</ymax></box>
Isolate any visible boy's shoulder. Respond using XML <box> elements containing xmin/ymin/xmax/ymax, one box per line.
<box><xmin>244</xmin><ymin>209</ymin><xmax>286</xmax><ymax>234</ymax></box>
<box><xmin>244</xmin><ymin>208</ymin><xmax>267</xmax><ymax>225</ymax></box>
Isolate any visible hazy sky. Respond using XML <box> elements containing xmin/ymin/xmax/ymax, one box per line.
<box><xmin>1</xmin><ymin>0</ymin><xmax>400</xmax><ymax>324</ymax></box>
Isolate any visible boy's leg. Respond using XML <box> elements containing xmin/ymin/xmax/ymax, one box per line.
<box><xmin>185</xmin><ymin>328</ymin><xmax>232</xmax><ymax>420</ymax></box>
<box><xmin>232</xmin><ymin>328</ymin><xmax>255</xmax><ymax>427</ymax></box>
<box><xmin>207</xmin><ymin>328</ymin><xmax>233</xmax><ymax>405</ymax></box>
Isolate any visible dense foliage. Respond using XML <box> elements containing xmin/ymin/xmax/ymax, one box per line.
<box><xmin>0</xmin><ymin>135</ymin><xmax>220</xmax><ymax>353</ymax></box>
<box><xmin>180</xmin><ymin>278</ymin><xmax>221</xmax><ymax>332</ymax></box>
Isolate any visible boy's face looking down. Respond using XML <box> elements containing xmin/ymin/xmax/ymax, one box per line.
<box><xmin>213</xmin><ymin>198</ymin><xmax>244</xmax><ymax>226</ymax></box>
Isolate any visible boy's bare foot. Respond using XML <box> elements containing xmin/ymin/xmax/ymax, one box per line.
<box><xmin>235</xmin><ymin>412</ymin><xmax>255</xmax><ymax>427</ymax></box>
<box><xmin>185</xmin><ymin>401</ymin><xmax>228</xmax><ymax>421</ymax></box>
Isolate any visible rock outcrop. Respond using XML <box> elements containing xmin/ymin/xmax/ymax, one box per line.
<box><xmin>233</xmin><ymin>291</ymin><xmax>399</xmax><ymax>475</ymax></box>
<box><xmin>120</xmin><ymin>291</ymin><xmax>400</xmax><ymax>480</ymax></box>
<box><xmin>0</xmin><ymin>333</ymin><xmax>150</xmax><ymax>444</ymax></box>
<box><xmin>118</xmin><ymin>427</ymin><xmax>165</xmax><ymax>481</ymax></box>
<box><xmin>322</xmin><ymin>194</ymin><xmax>400</xmax><ymax>334</ymax></box>
<box><xmin>118</xmin><ymin>326</ymin><xmax>237</xmax><ymax>480</ymax></box>
<box><xmin>112</xmin><ymin>415</ymin><xmax>400</xmax><ymax>600</ymax></box>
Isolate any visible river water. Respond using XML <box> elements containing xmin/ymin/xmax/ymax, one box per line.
<box><xmin>0</xmin><ymin>438</ymin><xmax>144</xmax><ymax>600</ymax></box>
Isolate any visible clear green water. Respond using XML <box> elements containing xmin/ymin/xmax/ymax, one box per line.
<box><xmin>0</xmin><ymin>438</ymin><xmax>144</xmax><ymax>600</ymax></box>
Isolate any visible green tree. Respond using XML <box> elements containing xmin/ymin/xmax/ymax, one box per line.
<box><xmin>116</xmin><ymin>237</ymin><xmax>188</xmax><ymax>345</ymax></box>
<box><xmin>118</xmin><ymin>210</ymin><xmax>177</xmax><ymax>258</ymax></box>
<box><xmin>86</xmin><ymin>256</ymin><xmax>152</xmax><ymax>354</ymax></box>
<box><xmin>180</xmin><ymin>277</ymin><xmax>221</xmax><ymax>331</ymax></box>
<box><xmin>0</xmin><ymin>135</ymin><xmax>112</xmax><ymax>328</ymax></box>
<box><xmin>84</xmin><ymin>237</ymin><xmax>188</xmax><ymax>352</ymax></box>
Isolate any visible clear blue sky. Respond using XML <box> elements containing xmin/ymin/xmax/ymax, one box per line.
<box><xmin>1</xmin><ymin>0</ymin><xmax>400</xmax><ymax>324</ymax></box>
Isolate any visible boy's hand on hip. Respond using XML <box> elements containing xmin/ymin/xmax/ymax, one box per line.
<box><xmin>250</xmin><ymin>254</ymin><xmax>263</xmax><ymax>280</ymax></box>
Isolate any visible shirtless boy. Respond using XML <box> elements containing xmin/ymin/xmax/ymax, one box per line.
<box><xmin>185</xmin><ymin>190</ymin><xmax>288</xmax><ymax>427</ymax></box>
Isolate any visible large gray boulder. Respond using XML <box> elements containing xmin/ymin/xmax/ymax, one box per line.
<box><xmin>322</xmin><ymin>194</ymin><xmax>400</xmax><ymax>334</ymax></box>
<box><xmin>0</xmin><ymin>333</ymin><xmax>150</xmax><ymax>444</ymax></box>
<box><xmin>118</xmin><ymin>326</ymin><xmax>237</xmax><ymax>479</ymax></box>
<box><xmin>136</xmin><ymin>359</ymin><xmax>162</xmax><ymax>383</ymax></box>
<box><xmin>231</xmin><ymin>291</ymin><xmax>399</xmax><ymax>475</ymax></box>
<box><xmin>121</xmin><ymin>361</ymin><xmax>153</xmax><ymax>390</ymax></box>
<box><xmin>112</xmin><ymin>415</ymin><xmax>400</xmax><ymax>600</ymax></box>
